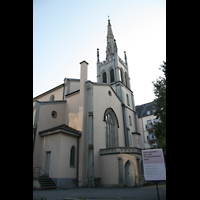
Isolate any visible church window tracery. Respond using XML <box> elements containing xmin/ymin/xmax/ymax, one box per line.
<box><xmin>104</xmin><ymin>108</ymin><xmax>119</xmax><ymax>148</ymax></box>
<box><xmin>70</xmin><ymin>145</ymin><xmax>75</xmax><ymax>167</ymax></box>
<box><xmin>103</xmin><ymin>72</ymin><xmax>107</xmax><ymax>83</ymax></box>
<box><xmin>110</xmin><ymin>68</ymin><xmax>115</xmax><ymax>83</ymax></box>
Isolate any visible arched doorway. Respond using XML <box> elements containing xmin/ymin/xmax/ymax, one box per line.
<box><xmin>125</xmin><ymin>160</ymin><xmax>135</xmax><ymax>186</ymax></box>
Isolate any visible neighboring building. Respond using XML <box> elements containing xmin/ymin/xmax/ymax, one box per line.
<box><xmin>136</xmin><ymin>101</ymin><xmax>160</xmax><ymax>149</ymax></box>
<box><xmin>33</xmin><ymin>20</ymin><xmax>144</xmax><ymax>189</ymax></box>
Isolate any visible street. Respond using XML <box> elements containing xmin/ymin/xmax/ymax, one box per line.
<box><xmin>33</xmin><ymin>182</ymin><xmax>166</xmax><ymax>200</ymax></box>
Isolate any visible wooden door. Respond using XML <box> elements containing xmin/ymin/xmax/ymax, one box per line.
<box><xmin>125</xmin><ymin>160</ymin><xmax>135</xmax><ymax>186</ymax></box>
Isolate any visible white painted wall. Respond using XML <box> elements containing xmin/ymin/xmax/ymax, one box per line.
<box><xmin>69</xmin><ymin>81</ymin><xmax>80</xmax><ymax>94</ymax></box>
<box><xmin>64</xmin><ymin>92</ymin><xmax>80</xmax><ymax>130</ymax></box>
<box><xmin>138</xmin><ymin>118</ymin><xmax>145</xmax><ymax>149</ymax></box>
<box><xmin>93</xmin><ymin>84</ymin><xmax>124</xmax><ymax>178</ymax></box>
<box><xmin>100</xmin><ymin>154</ymin><xmax>119</xmax><ymax>185</ymax></box>
<box><xmin>33</xmin><ymin>102</ymin><xmax>66</xmax><ymax>168</ymax></box>
<box><xmin>39</xmin><ymin>133</ymin><xmax>78</xmax><ymax>178</ymax></box>
<box><xmin>35</xmin><ymin>86</ymin><xmax>64</xmax><ymax>101</ymax></box>
<box><xmin>141</xmin><ymin>114</ymin><xmax>158</xmax><ymax>149</ymax></box>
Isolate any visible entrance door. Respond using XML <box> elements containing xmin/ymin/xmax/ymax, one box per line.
<box><xmin>125</xmin><ymin>160</ymin><xmax>135</xmax><ymax>186</ymax></box>
<box><xmin>46</xmin><ymin>152</ymin><xmax>51</xmax><ymax>174</ymax></box>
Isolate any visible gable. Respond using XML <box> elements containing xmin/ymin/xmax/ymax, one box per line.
<box><xmin>92</xmin><ymin>83</ymin><xmax>123</xmax><ymax>126</ymax></box>
<box><xmin>91</xmin><ymin>82</ymin><xmax>122</xmax><ymax>105</ymax></box>
<box><xmin>33</xmin><ymin>83</ymin><xmax>64</xmax><ymax>102</ymax></box>
<box><xmin>39</xmin><ymin>124</ymin><xmax>81</xmax><ymax>138</ymax></box>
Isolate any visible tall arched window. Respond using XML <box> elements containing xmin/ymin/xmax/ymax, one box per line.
<box><xmin>50</xmin><ymin>95</ymin><xmax>54</xmax><ymax>101</ymax></box>
<box><xmin>120</xmin><ymin>68</ymin><xmax>124</xmax><ymax>83</ymax></box>
<box><xmin>129</xmin><ymin>116</ymin><xmax>132</xmax><ymax>126</ymax></box>
<box><xmin>126</xmin><ymin>94</ymin><xmax>130</xmax><ymax>106</ymax></box>
<box><xmin>125</xmin><ymin>72</ymin><xmax>128</xmax><ymax>86</ymax></box>
<box><xmin>104</xmin><ymin>108</ymin><xmax>119</xmax><ymax>148</ymax></box>
<box><xmin>110</xmin><ymin>68</ymin><xmax>115</xmax><ymax>83</ymax></box>
<box><xmin>70</xmin><ymin>145</ymin><xmax>75</xmax><ymax>167</ymax></box>
<box><xmin>102</xmin><ymin>72</ymin><xmax>107</xmax><ymax>83</ymax></box>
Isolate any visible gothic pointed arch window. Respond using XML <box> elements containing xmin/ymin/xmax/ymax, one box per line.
<box><xmin>50</xmin><ymin>95</ymin><xmax>54</xmax><ymax>101</ymax></box>
<box><xmin>70</xmin><ymin>145</ymin><xmax>75</xmax><ymax>167</ymax></box>
<box><xmin>110</xmin><ymin>68</ymin><xmax>115</xmax><ymax>83</ymax></box>
<box><xmin>120</xmin><ymin>68</ymin><xmax>124</xmax><ymax>84</ymax></box>
<box><xmin>129</xmin><ymin>115</ymin><xmax>132</xmax><ymax>126</ymax></box>
<box><xmin>126</xmin><ymin>94</ymin><xmax>130</xmax><ymax>106</ymax></box>
<box><xmin>102</xmin><ymin>71</ymin><xmax>107</xmax><ymax>83</ymax></box>
<box><xmin>104</xmin><ymin>108</ymin><xmax>119</xmax><ymax>148</ymax></box>
<box><xmin>125</xmin><ymin>72</ymin><xmax>128</xmax><ymax>86</ymax></box>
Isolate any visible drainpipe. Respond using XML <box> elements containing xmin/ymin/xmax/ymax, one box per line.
<box><xmin>63</xmin><ymin>83</ymin><xmax>65</xmax><ymax>100</ymax></box>
<box><xmin>76</xmin><ymin>136</ymin><xmax>80</xmax><ymax>187</ymax></box>
<box><xmin>63</xmin><ymin>78</ymin><xmax>67</xmax><ymax>100</ymax></box>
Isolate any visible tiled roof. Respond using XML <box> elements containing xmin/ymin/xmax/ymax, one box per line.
<box><xmin>136</xmin><ymin>101</ymin><xmax>161</xmax><ymax>118</ymax></box>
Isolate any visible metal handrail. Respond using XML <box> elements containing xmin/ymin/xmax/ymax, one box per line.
<box><xmin>33</xmin><ymin>167</ymin><xmax>46</xmax><ymax>178</ymax></box>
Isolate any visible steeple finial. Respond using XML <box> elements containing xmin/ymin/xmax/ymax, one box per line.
<box><xmin>108</xmin><ymin>17</ymin><xmax>111</xmax><ymax>26</ymax></box>
<box><xmin>97</xmin><ymin>48</ymin><xmax>100</xmax><ymax>63</ymax></box>
<box><xmin>107</xmin><ymin>17</ymin><xmax>113</xmax><ymax>36</ymax></box>
<box><xmin>106</xmin><ymin>18</ymin><xmax>115</xmax><ymax>59</ymax></box>
<box><xmin>124</xmin><ymin>51</ymin><xmax>128</xmax><ymax>66</ymax></box>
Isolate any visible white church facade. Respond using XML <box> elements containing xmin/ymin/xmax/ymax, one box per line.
<box><xmin>33</xmin><ymin>20</ymin><xmax>144</xmax><ymax>188</ymax></box>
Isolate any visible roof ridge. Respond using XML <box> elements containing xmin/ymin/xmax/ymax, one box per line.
<box><xmin>39</xmin><ymin>123</ymin><xmax>81</xmax><ymax>135</ymax></box>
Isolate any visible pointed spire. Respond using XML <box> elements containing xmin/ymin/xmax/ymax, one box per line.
<box><xmin>106</xmin><ymin>19</ymin><xmax>115</xmax><ymax>59</ymax></box>
<box><xmin>107</xmin><ymin>19</ymin><xmax>114</xmax><ymax>38</ymax></box>
<box><xmin>97</xmin><ymin>48</ymin><xmax>100</xmax><ymax>63</ymax></box>
<box><xmin>124</xmin><ymin>51</ymin><xmax>128</xmax><ymax>66</ymax></box>
<box><xmin>114</xmin><ymin>39</ymin><xmax>118</xmax><ymax>53</ymax></box>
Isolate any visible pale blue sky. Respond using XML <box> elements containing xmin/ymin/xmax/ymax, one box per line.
<box><xmin>33</xmin><ymin>0</ymin><xmax>166</xmax><ymax>105</ymax></box>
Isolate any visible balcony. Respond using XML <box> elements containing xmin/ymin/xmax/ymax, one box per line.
<box><xmin>100</xmin><ymin>147</ymin><xmax>142</xmax><ymax>156</ymax></box>
<box><xmin>148</xmin><ymin>134</ymin><xmax>157</xmax><ymax>142</ymax></box>
<box><xmin>150</xmin><ymin>142</ymin><xmax>158</xmax><ymax>149</ymax></box>
<box><xmin>146</xmin><ymin>119</ymin><xmax>159</xmax><ymax>130</ymax></box>
<box><xmin>146</xmin><ymin>124</ymin><xmax>153</xmax><ymax>130</ymax></box>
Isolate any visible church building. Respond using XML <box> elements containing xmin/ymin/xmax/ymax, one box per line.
<box><xmin>33</xmin><ymin>20</ymin><xmax>144</xmax><ymax>188</ymax></box>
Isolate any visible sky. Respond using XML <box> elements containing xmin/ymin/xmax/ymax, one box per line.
<box><xmin>33</xmin><ymin>0</ymin><xmax>166</xmax><ymax>106</ymax></box>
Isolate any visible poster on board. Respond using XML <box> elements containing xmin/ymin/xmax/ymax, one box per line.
<box><xmin>142</xmin><ymin>148</ymin><xmax>166</xmax><ymax>182</ymax></box>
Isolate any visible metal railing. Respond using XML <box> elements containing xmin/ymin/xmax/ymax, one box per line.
<box><xmin>146</xmin><ymin>124</ymin><xmax>153</xmax><ymax>130</ymax></box>
<box><xmin>33</xmin><ymin>167</ymin><xmax>46</xmax><ymax>179</ymax></box>
<box><xmin>148</xmin><ymin>134</ymin><xmax>157</xmax><ymax>141</ymax></box>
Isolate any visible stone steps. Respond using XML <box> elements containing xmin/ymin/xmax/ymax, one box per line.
<box><xmin>38</xmin><ymin>175</ymin><xmax>57</xmax><ymax>190</ymax></box>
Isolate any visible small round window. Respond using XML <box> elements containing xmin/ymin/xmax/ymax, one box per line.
<box><xmin>108</xmin><ymin>90</ymin><xmax>112</xmax><ymax>96</ymax></box>
<box><xmin>51</xmin><ymin>111</ymin><xmax>57</xmax><ymax>118</ymax></box>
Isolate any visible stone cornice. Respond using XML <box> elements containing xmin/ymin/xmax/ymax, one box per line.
<box><xmin>100</xmin><ymin>147</ymin><xmax>142</xmax><ymax>155</ymax></box>
<box><xmin>39</xmin><ymin>124</ymin><xmax>81</xmax><ymax>138</ymax></box>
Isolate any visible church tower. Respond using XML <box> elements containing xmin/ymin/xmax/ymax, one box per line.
<box><xmin>97</xmin><ymin>19</ymin><xmax>140</xmax><ymax>147</ymax></box>
<box><xmin>97</xmin><ymin>19</ymin><xmax>131</xmax><ymax>95</ymax></box>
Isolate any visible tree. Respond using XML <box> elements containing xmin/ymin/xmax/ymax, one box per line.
<box><xmin>152</xmin><ymin>61</ymin><xmax>166</xmax><ymax>161</ymax></box>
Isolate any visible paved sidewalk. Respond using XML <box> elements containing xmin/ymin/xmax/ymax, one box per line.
<box><xmin>33</xmin><ymin>182</ymin><xmax>166</xmax><ymax>200</ymax></box>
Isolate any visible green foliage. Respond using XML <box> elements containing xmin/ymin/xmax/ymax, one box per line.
<box><xmin>152</xmin><ymin>61</ymin><xmax>166</xmax><ymax>161</ymax></box>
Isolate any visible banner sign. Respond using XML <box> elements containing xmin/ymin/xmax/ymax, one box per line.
<box><xmin>142</xmin><ymin>149</ymin><xmax>166</xmax><ymax>181</ymax></box>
